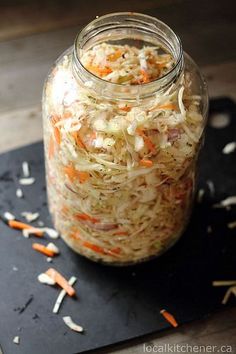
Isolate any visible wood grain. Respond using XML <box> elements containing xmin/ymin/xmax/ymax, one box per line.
<box><xmin>0</xmin><ymin>0</ymin><xmax>179</xmax><ymax>41</ymax></box>
<box><xmin>0</xmin><ymin>2</ymin><xmax>235</xmax><ymax>352</ymax></box>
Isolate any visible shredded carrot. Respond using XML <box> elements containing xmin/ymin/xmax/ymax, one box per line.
<box><xmin>64</xmin><ymin>165</ymin><xmax>89</xmax><ymax>184</ymax></box>
<box><xmin>75</xmin><ymin>213</ymin><xmax>99</xmax><ymax>223</ymax></box>
<box><xmin>63</xmin><ymin>111</ymin><xmax>72</xmax><ymax>118</ymax></box>
<box><xmin>86</xmin><ymin>64</ymin><xmax>112</xmax><ymax>77</ymax></box>
<box><xmin>61</xmin><ymin>205</ymin><xmax>69</xmax><ymax>215</ymax></box>
<box><xmin>48</xmin><ymin>135</ymin><xmax>55</xmax><ymax>159</ymax></box>
<box><xmin>107</xmin><ymin>50</ymin><xmax>122</xmax><ymax>62</ymax></box>
<box><xmin>45</xmin><ymin>268</ymin><xmax>76</xmax><ymax>297</ymax></box>
<box><xmin>113</xmin><ymin>230</ymin><xmax>128</xmax><ymax>236</ymax></box>
<box><xmin>149</xmin><ymin>103</ymin><xmax>177</xmax><ymax>112</ymax></box>
<box><xmin>54</xmin><ymin>126</ymin><xmax>61</xmax><ymax>145</ymax></box>
<box><xmin>83</xmin><ymin>241</ymin><xmax>120</xmax><ymax>256</ymax></box>
<box><xmin>64</xmin><ymin>165</ymin><xmax>77</xmax><ymax>182</ymax></box>
<box><xmin>140</xmin><ymin>69</ymin><xmax>150</xmax><ymax>83</ymax></box>
<box><xmin>71</xmin><ymin>132</ymin><xmax>86</xmax><ymax>149</ymax></box>
<box><xmin>83</xmin><ymin>241</ymin><xmax>106</xmax><ymax>254</ymax></box>
<box><xmin>8</xmin><ymin>220</ymin><xmax>43</xmax><ymax>237</ymax></box>
<box><xmin>107</xmin><ymin>247</ymin><xmax>121</xmax><ymax>255</ymax></box>
<box><xmin>119</xmin><ymin>106</ymin><xmax>131</xmax><ymax>112</ymax></box>
<box><xmin>78</xmin><ymin>171</ymin><xmax>90</xmax><ymax>183</ymax></box>
<box><xmin>139</xmin><ymin>159</ymin><xmax>153</xmax><ymax>168</ymax></box>
<box><xmin>136</xmin><ymin>128</ymin><xmax>156</xmax><ymax>153</ymax></box>
<box><xmin>51</xmin><ymin>114</ymin><xmax>60</xmax><ymax>125</ymax></box>
<box><xmin>160</xmin><ymin>309</ymin><xmax>178</xmax><ymax>328</ymax></box>
<box><xmin>32</xmin><ymin>243</ymin><xmax>55</xmax><ymax>257</ymax></box>
<box><xmin>69</xmin><ymin>232</ymin><xmax>80</xmax><ymax>240</ymax></box>
<box><xmin>74</xmin><ymin>232</ymin><xmax>120</xmax><ymax>256</ymax></box>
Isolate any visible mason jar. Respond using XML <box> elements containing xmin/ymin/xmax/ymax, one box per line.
<box><xmin>42</xmin><ymin>12</ymin><xmax>208</xmax><ymax>265</ymax></box>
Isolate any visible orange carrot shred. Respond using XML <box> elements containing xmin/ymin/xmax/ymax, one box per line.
<box><xmin>63</xmin><ymin>111</ymin><xmax>72</xmax><ymax>118</ymax></box>
<box><xmin>136</xmin><ymin>128</ymin><xmax>156</xmax><ymax>153</ymax></box>
<box><xmin>86</xmin><ymin>64</ymin><xmax>112</xmax><ymax>77</ymax></box>
<box><xmin>140</xmin><ymin>69</ymin><xmax>150</xmax><ymax>83</ymax></box>
<box><xmin>54</xmin><ymin>126</ymin><xmax>61</xmax><ymax>145</ymax></box>
<box><xmin>149</xmin><ymin>103</ymin><xmax>177</xmax><ymax>112</ymax></box>
<box><xmin>71</xmin><ymin>132</ymin><xmax>86</xmax><ymax>149</ymax></box>
<box><xmin>64</xmin><ymin>165</ymin><xmax>89</xmax><ymax>184</ymax></box>
<box><xmin>139</xmin><ymin>159</ymin><xmax>153</xmax><ymax>167</ymax></box>
<box><xmin>83</xmin><ymin>241</ymin><xmax>106</xmax><ymax>255</ymax></box>
<box><xmin>45</xmin><ymin>268</ymin><xmax>76</xmax><ymax>296</ymax></box>
<box><xmin>51</xmin><ymin>114</ymin><xmax>60</xmax><ymax>125</ymax></box>
<box><xmin>75</xmin><ymin>213</ymin><xmax>99</xmax><ymax>223</ymax></box>
<box><xmin>82</xmin><ymin>241</ymin><xmax>120</xmax><ymax>257</ymax></box>
<box><xmin>108</xmin><ymin>247</ymin><xmax>121</xmax><ymax>255</ymax></box>
<box><xmin>48</xmin><ymin>135</ymin><xmax>55</xmax><ymax>159</ymax></box>
<box><xmin>74</xmin><ymin>232</ymin><xmax>121</xmax><ymax>257</ymax></box>
<box><xmin>113</xmin><ymin>231</ymin><xmax>128</xmax><ymax>236</ymax></box>
<box><xmin>160</xmin><ymin>309</ymin><xmax>178</xmax><ymax>328</ymax></box>
<box><xmin>64</xmin><ymin>165</ymin><xmax>77</xmax><ymax>182</ymax></box>
<box><xmin>32</xmin><ymin>243</ymin><xmax>55</xmax><ymax>257</ymax></box>
<box><xmin>120</xmin><ymin>106</ymin><xmax>131</xmax><ymax>112</ymax></box>
<box><xmin>107</xmin><ymin>49</ymin><xmax>122</xmax><ymax>62</ymax></box>
<box><xmin>78</xmin><ymin>171</ymin><xmax>90</xmax><ymax>184</ymax></box>
<box><xmin>8</xmin><ymin>220</ymin><xmax>43</xmax><ymax>237</ymax></box>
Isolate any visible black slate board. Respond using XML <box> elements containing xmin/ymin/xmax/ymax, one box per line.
<box><xmin>0</xmin><ymin>98</ymin><xmax>236</xmax><ymax>354</ymax></box>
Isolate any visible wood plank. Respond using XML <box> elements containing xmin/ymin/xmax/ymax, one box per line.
<box><xmin>0</xmin><ymin>0</ymin><xmax>179</xmax><ymax>41</ymax></box>
<box><xmin>0</xmin><ymin>105</ymin><xmax>42</xmax><ymax>153</ymax></box>
<box><xmin>99</xmin><ymin>308</ymin><xmax>236</xmax><ymax>353</ymax></box>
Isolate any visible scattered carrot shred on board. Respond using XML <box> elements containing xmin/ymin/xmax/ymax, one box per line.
<box><xmin>32</xmin><ymin>243</ymin><xmax>55</xmax><ymax>257</ymax></box>
<box><xmin>136</xmin><ymin>128</ymin><xmax>156</xmax><ymax>153</ymax></box>
<box><xmin>45</xmin><ymin>268</ymin><xmax>76</xmax><ymax>297</ymax></box>
<box><xmin>139</xmin><ymin>159</ymin><xmax>153</xmax><ymax>167</ymax></box>
<box><xmin>160</xmin><ymin>309</ymin><xmax>178</xmax><ymax>328</ymax></box>
<box><xmin>8</xmin><ymin>220</ymin><xmax>43</xmax><ymax>237</ymax></box>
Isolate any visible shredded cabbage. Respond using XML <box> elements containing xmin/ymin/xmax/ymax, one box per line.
<box><xmin>43</xmin><ymin>43</ymin><xmax>204</xmax><ymax>264</ymax></box>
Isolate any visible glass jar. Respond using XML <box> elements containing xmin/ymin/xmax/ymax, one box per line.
<box><xmin>42</xmin><ymin>12</ymin><xmax>208</xmax><ymax>265</ymax></box>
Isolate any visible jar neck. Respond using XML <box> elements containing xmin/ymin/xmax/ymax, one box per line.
<box><xmin>72</xmin><ymin>12</ymin><xmax>184</xmax><ymax>102</ymax></box>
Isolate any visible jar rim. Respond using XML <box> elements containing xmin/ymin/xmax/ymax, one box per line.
<box><xmin>73</xmin><ymin>12</ymin><xmax>184</xmax><ymax>100</ymax></box>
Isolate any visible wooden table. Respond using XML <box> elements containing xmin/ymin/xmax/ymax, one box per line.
<box><xmin>0</xmin><ymin>1</ymin><xmax>235</xmax><ymax>352</ymax></box>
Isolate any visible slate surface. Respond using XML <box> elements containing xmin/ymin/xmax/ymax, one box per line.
<box><xmin>0</xmin><ymin>98</ymin><xmax>235</xmax><ymax>354</ymax></box>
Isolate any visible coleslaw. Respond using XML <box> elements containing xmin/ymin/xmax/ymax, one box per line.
<box><xmin>43</xmin><ymin>42</ymin><xmax>205</xmax><ymax>264</ymax></box>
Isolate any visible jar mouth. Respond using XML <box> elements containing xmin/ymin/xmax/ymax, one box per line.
<box><xmin>73</xmin><ymin>12</ymin><xmax>184</xmax><ymax>101</ymax></box>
